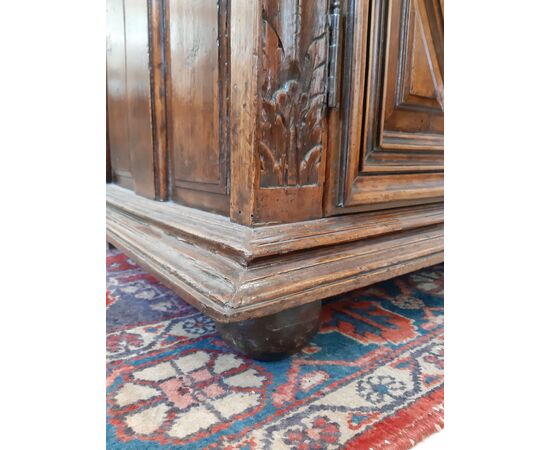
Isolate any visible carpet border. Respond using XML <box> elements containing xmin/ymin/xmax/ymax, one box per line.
<box><xmin>345</xmin><ymin>386</ymin><xmax>444</xmax><ymax>450</ymax></box>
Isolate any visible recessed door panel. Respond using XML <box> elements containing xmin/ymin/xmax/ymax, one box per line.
<box><xmin>166</xmin><ymin>0</ymin><xmax>231</xmax><ymax>214</ymax></box>
<box><xmin>106</xmin><ymin>0</ymin><xmax>156</xmax><ymax>198</ymax></box>
<box><xmin>326</xmin><ymin>0</ymin><xmax>444</xmax><ymax>214</ymax></box>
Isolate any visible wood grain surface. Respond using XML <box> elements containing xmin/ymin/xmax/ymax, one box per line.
<box><xmin>107</xmin><ymin>184</ymin><xmax>443</xmax><ymax>322</ymax></box>
<box><xmin>325</xmin><ymin>0</ymin><xmax>444</xmax><ymax>215</ymax></box>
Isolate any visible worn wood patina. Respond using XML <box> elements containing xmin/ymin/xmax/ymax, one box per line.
<box><xmin>106</xmin><ymin>0</ymin><xmax>444</xmax><ymax>359</ymax></box>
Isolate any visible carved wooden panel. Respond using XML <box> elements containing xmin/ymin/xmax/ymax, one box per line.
<box><xmin>258</xmin><ymin>0</ymin><xmax>329</xmax><ymax>188</ymax></box>
<box><xmin>166</xmin><ymin>0</ymin><xmax>230</xmax><ymax>214</ymax></box>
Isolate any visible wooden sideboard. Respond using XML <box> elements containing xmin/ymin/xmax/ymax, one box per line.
<box><xmin>106</xmin><ymin>0</ymin><xmax>444</xmax><ymax>360</ymax></box>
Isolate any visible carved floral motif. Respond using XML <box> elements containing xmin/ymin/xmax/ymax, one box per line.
<box><xmin>259</xmin><ymin>0</ymin><xmax>328</xmax><ymax>187</ymax></box>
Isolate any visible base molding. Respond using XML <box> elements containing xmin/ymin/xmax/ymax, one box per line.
<box><xmin>107</xmin><ymin>185</ymin><xmax>443</xmax><ymax>322</ymax></box>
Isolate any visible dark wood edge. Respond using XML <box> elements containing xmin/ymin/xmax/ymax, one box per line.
<box><xmin>107</xmin><ymin>183</ymin><xmax>443</xmax><ymax>264</ymax></box>
<box><xmin>106</xmin><ymin>97</ymin><xmax>112</xmax><ymax>183</ymax></box>
<box><xmin>148</xmin><ymin>0</ymin><xmax>169</xmax><ymax>201</ymax></box>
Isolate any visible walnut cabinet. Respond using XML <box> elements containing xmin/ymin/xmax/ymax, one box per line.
<box><xmin>106</xmin><ymin>0</ymin><xmax>444</xmax><ymax>359</ymax></box>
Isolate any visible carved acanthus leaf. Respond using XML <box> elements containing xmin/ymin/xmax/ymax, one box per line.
<box><xmin>258</xmin><ymin>0</ymin><xmax>328</xmax><ymax>188</ymax></box>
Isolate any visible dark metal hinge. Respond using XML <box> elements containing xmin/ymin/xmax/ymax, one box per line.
<box><xmin>328</xmin><ymin>0</ymin><xmax>343</xmax><ymax>108</ymax></box>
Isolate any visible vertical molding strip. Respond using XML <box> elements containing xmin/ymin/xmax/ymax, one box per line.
<box><xmin>148</xmin><ymin>0</ymin><xmax>169</xmax><ymax>200</ymax></box>
<box><xmin>229</xmin><ymin>0</ymin><xmax>261</xmax><ymax>225</ymax></box>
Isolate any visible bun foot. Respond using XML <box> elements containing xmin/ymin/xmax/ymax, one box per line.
<box><xmin>215</xmin><ymin>302</ymin><xmax>321</xmax><ymax>361</ymax></box>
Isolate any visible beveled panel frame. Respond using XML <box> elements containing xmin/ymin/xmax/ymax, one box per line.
<box><xmin>325</xmin><ymin>0</ymin><xmax>444</xmax><ymax>215</ymax></box>
<box><xmin>164</xmin><ymin>0</ymin><xmax>231</xmax><ymax>214</ymax></box>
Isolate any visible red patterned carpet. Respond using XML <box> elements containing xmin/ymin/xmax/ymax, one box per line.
<box><xmin>107</xmin><ymin>247</ymin><xmax>443</xmax><ymax>449</ymax></box>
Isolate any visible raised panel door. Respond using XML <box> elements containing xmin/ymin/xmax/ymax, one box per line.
<box><xmin>325</xmin><ymin>0</ymin><xmax>444</xmax><ymax>214</ymax></box>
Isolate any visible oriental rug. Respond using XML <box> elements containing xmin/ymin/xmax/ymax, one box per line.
<box><xmin>106</xmin><ymin>247</ymin><xmax>444</xmax><ymax>449</ymax></box>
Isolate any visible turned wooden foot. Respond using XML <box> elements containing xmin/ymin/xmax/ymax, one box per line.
<box><xmin>215</xmin><ymin>302</ymin><xmax>321</xmax><ymax>361</ymax></box>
